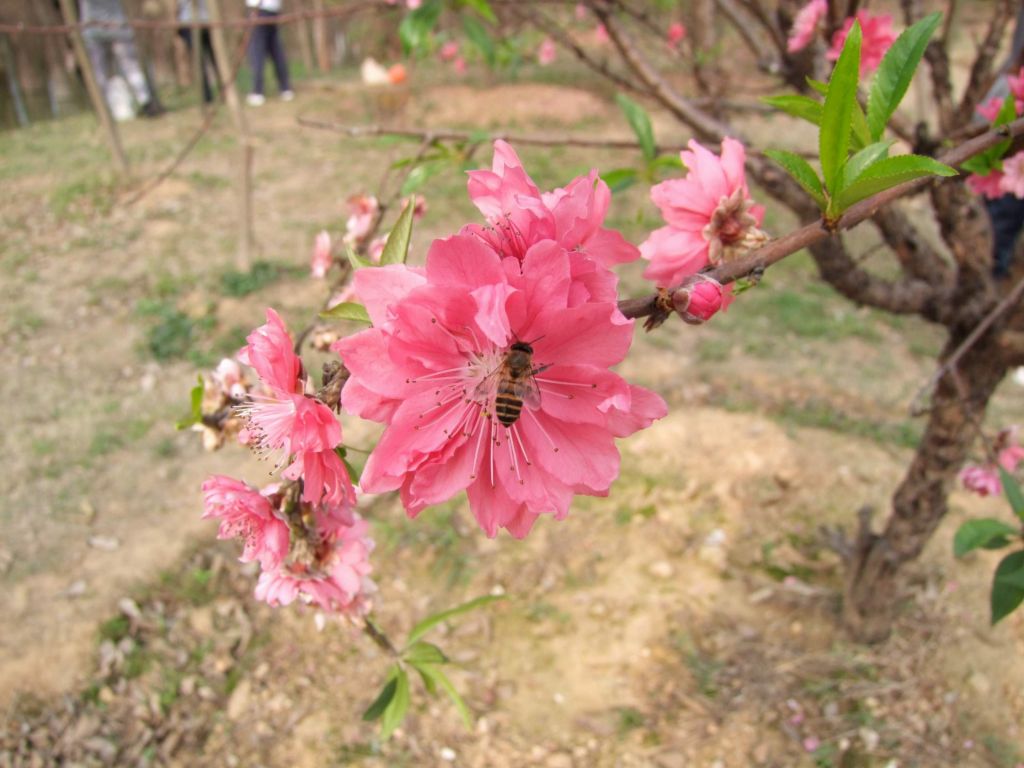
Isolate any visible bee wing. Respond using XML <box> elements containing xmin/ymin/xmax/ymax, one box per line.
<box><xmin>517</xmin><ymin>373</ymin><xmax>542</xmax><ymax>411</ymax></box>
<box><xmin>473</xmin><ymin>363</ymin><xmax>500</xmax><ymax>400</ymax></box>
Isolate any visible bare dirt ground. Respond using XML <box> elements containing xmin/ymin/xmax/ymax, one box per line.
<box><xmin>1</xmin><ymin>59</ymin><xmax>1023</xmax><ymax>767</ymax></box>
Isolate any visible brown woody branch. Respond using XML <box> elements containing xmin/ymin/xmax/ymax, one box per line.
<box><xmin>953</xmin><ymin>0</ymin><xmax>1014</xmax><ymax>128</ymax></box>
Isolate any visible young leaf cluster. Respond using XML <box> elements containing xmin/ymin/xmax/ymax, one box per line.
<box><xmin>763</xmin><ymin>14</ymin><xmax>955</xmax><ymax>222</ymax></box>
<box><xmin>954</xmin><ymin>468</ymin><xmax>1024</xmax><ymax>625</ymax></box>
<box><xmin>362</xmin><ymin>595</ymin><xmax>505</xmax><ymax>739</ymax></box>
<box><xmin>603</xmin><ymin>94</ymin><xmax>684</xmax><ymax>192</ymax></box>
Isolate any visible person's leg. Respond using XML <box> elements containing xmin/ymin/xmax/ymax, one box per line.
<box><xmin>249</xmin><ymin>13</ymin><xmax>269</xmax><ymax>97</ymax></box>
<box><xmin>985</xmin><ymin>195</ymin><xmax>1024</xmax><ymax>279</ymax></box>
<box><xmin>83</xmin><ymin>37</ymin><xmax>110</xmax><ymax>98</ymax></box>
<box><xmin>266</xmin><ymin>18</ymin><xmax>291</xmax><ymax>94</ymax></box>
<box><xmin>111</xmin><ymin>37</ymin><xmax>153</xmax><ymax>107</ymax></box>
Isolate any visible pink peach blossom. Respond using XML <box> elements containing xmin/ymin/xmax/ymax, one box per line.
<box><xmin>334</xmin><ymin>234</ymin><xmax>666</xmax><ymax>538</ymax></box>
<box><xmin>787</xmin><ymin>0</ymin><xmax>826</xmax><ymax>53</ymax></box>
<box><xmin>212</xmin><ymin>358</ymin><xmax>248</xmax><ymax>400</ymax></box>
<box><xmin>827</xmin><ymin>12</ymin><xmax>897</xmax><ymax>75</ymax></box>
<box><xmin>594</xmin><ymin>23</ymin><xmax>609</xmax><ymax>44</ymax></box>
<box><xmin>640</xmin><ymin>137</ymin><xmax>766</xmax><ymax>287</ymax></box>
<box><xmin>367</xmin><ymin>236</ymin><xmax>387</xmax><ymax>262</ymax></box>
<box><xmin>575</xmin><ymin>3</ymin><xmax>586</xmax><ymax>21</ymax></box>
<box><xmin>960</xmin><ymin>465</ymin><xmax>1002</xmax><ymax>497</ymax></box>
<box><xmin>343</xmin><ymin>194</ymin><xmax>379</xmax><ymax>246</ymax></box>
<box><xmin>999</xmin><ymin>151</ymin><xmax>1024</xmax><ymax>198</ymax></box>
<box><xmin>202</xmin><ymin>475</ymin><xmax>290</xmax><ymax>569</ymax></box>
<box><xmin>667</xmin><ymin>22</ymin><xmax>686</xmax><ymax>49</ymax></box>
<box><xmin>538</xmin><ymin>37</ymin><xmax>557</xmax><ymax>66</ymax></box>
<box><xmin>440</xmin><ymin>41</ymin><xmax>460</xmax><ymax>62</ymax></box>
<box><xmin>283</xmin><ymin>448</ymin><xmax>355</xmax><ymax>506</ymax></box>
<box><xmin>967</xmin><ymin>170</ymin><xmax>1006</xmax><ymax>200</ymax></box>
<box><xmin>311</xmin><ymin>230</ymin><xmax>332</xmax><ymax>278</ymax></box>
<box><xmin>977</xmin><ymin>96</ymin><xmax>1005</xmax><ymax>123</ymax></box>
<box><xmin>255</xmin><ymin>513</ymin><xmax>375</xmax><ymax>615</ymax></box>
<box><xmin>464</xmin><ymin>140</ymin><xmax>639</xmax><ymax>275</ymax></box>
<box><xmin>453</xmin><ymin>56</ymin><xmax>467</xmax><ymax>75</ymax></box>
<box><xmin>237</xmin><ymin>308</ymin><xmax>302</xmax><ymax>394</ymax></box>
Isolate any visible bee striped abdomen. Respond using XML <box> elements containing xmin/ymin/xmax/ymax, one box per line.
<box><xmin>494</xmin><ymin>380</ymin><xmax>524</xmax><ymax>426</ymax></box>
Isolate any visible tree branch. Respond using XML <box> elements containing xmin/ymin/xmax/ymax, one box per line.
<box><xmin>954</xmin><ymin>0</ymin><xmax>1014</xmax><ymax>128</ymax></box>
<box><xmin>871</xmin><ymin>206</ymin><xmax>952</xmax><ymax>288</ymax></box>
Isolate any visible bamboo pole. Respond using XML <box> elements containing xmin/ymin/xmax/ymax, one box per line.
<box><xmin>1</xmin><ymin>34</ymin><xmax>30</xmax><ymax>127</ymax></box>
<box><xmin>57</xmin><ymin>0</ymin><xmax>128</xmax><ymax>173</ymax></box>
<box><xmin>207</xmin><ymin>0</ymin><xmax>254</xmax><ymax>269</ymax></box>
<box><xmin>190</xmin><ymin>0</ymin><xmax>204</xmax><ymax>107</ymax></box>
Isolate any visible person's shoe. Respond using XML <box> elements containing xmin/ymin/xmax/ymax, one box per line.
<box><xmin>246</xmin><ymin>93</ymin><xmax>265</xmax><ymax>107</ymax></box>
<box><xmin>280</xmin><ymin>89</ymin><xmax>295</xmax><ymax>102</ymax></box>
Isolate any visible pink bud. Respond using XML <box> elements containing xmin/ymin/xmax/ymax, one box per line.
<box><xmin>672</xmin><ymin>276</ymin><xmax>724</xmax><ymax>324</ymax></box>
<box><xmin>667</xmin><ymin>22</ymin><xmax>686</xmax><ymax>48</ymax></box>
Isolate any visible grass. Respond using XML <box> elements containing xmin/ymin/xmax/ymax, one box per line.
<box><xmin>219</xmin><ymin>259</ymin><xmax>303</xmax><ymax>297</ymax></box>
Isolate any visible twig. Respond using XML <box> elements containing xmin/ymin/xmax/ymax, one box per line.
<box><xmin>363</xmin><ymin>617</ymin><xmax>400</xmax><ymax>657</ymax></box>
<box><xmin>909</xmin><ymin>273</ymin><xmax>1024</xmax><ymax>415</ymax></box>
<box><xmin>617</xmin><ymin>116</ymin><xmax>1024</xmax><ymax>320</ymax></box>
<box><xmin>0</xmin><ymin>2</ymin><xmax>384</xmax><ymax>35</ymax></box>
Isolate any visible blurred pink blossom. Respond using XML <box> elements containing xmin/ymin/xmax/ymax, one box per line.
<box><xmin>787</xmin><ymin>0</ymin><xmax>826</xmax><ymax>53</ymax></box>
<box><xmin>594</xmin><ymin>23</ymin><xmax>610</xmax><ymax>44</ymax></box>
<box><xmin>439</xmin><ymin>41</ymin><xmax>459</xmax><ymax>62</ymax></box>
<box><xmin>960</xmin><ymin>465</ymin><xmax>1002</xmax><ymax>497</ymax></box>
<box><xmin>343</xmin><ymin>195</ymin><xmax>379</xmax><ymax>246</ymax></box>
<box><xmin>966</xmin><ymin>169</ymin><xmax>1006</xmax><ymax>199</ymax></box>
<box><xmin>212</xmin><ymin>358</ymin><xmax>248</xmax><ymax>400</ymax></box>
<box><xmin>827</xmin><ymin>12</ymin><xmax>897</xmax><ymax>75</ymax></box>
<box><xmin>453</xmin><ymin>56</ymin><xmax>467</xmax><ymax>75</ymax></box>
<box><xmin>311</xmin><ymin>230</ymin><xmax>332</xmax><ymax>278</ymax></box>
<box><xmin>999</xmin><ymin>151</ymin><xmax>1024</xmax><ymax>198</ymax></box>
<box><xmin>538</xmin><ymin>37</ymin><xmax>557</xmax><ymax>66</ymax></box>
<box><xmin>667</xmin><ymin>22</ymin><xmax>686</xmax><ymax>49</ymax></box>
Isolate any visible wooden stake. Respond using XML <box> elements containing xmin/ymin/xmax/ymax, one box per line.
<box><xmin>312</xmin><ymin>0</ymin><xmax>329</xmax><ymax>73</ymax></box>
<box><xmin>295</xmin><ymin>0</ymin><xmax>315</xmax><ymax>75</ymax></box>
<box><xmin>57</xmin><ymin>0</ymin><xmax>128</xmax><ymax>173</ymax></box>
<box><xmin>207</xmin><ymin>0</ymin><xmax>254</xmax><ymax>269</ymax></box>
<box><xmin>189</xmin><ymin>0</ymin><xmax>204</xmax><ymax>108</ymax></box>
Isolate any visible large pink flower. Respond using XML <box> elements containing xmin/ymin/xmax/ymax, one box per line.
<box><xmin>640</xmin><ymin>137</ymin><xmax>766</xmax><ymax>287</ymax></box>
<box><xmin>787</xmin><ymin>0</ymin><xmax>826</xmax><ymax>53</ymax></box>
<box><xmin>255</xmin><ymin>514</ymin><xmax>375</xmax><ymax>615</ymax></box>
<box><xmin>465</xmin><ymin>140</ymin><xmax>639</xmax><ymax>271</ymax></box>
<box><xmin>202</xmin><ymin>475</ymin><xmax>290</xmax><ymax>570</ymax></box>
<box><xmin>967</xmin><ymin>170</ymin><xmax>1006</xmax><ymax>200</ymax></box>
<box><xmin>334</xmin><ymin>235</ymin><xmax>666</xmax><ymax>538</ymax></box>
<box><xmin>827</xmin><ymin>12</ymin><xmax>897</xmax><ymax>75</ymax></box>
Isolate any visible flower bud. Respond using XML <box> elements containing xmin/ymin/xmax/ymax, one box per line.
<box><xmin>672</xmin><ymin>276</ymin><xmax>724</xmax><ymax>325</ymax></box>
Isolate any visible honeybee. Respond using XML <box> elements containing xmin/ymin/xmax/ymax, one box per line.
<box><xmin>477</xmin><ymin>341</ymin><xmax>546</xmax><ymax>426</ymax></box>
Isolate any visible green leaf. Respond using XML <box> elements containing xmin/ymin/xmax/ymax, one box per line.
<box><xmin>762</xmin><ymin>94</ymin><xmax>822</xmax><ymax>125</ymax></box>
<box><xmin>835</xmin><ymin>154</ymin><xmax>957</xmax><ymax>211</ymax></box>
<box><xmin>406</xmin><ymin>594</ymin><xmax>504</xmax><ymax>646</ymax></box>
<box><xmin>458</xmin><ymin>0</ymin><xmax>496</xmax><ymax>23</ymax></box>
<box><xmin>403</xmin><ymin>641</ymin><xmax>448</xmax><ymax>665</ymax></box>
<box><xmin>345</xmin><ymin>242</ymin><xmax>373</xmax><ymax>270</ymax></box>
<box><xmin>380</xmin><ymin>198</ymin><xmax>417</xmax><ymax>266</ymax></box>
<box><xmin>991</xmin><ymin>550</ymin><xmax>1024</xmax><ymax>624</ymax></box>
<box><xmin>651</xmin><ymin>154</ymin><xmax>685</xmax><ymax>171</ymax></box>
<box><xmin>867</xmin><ymin>13</ymin><xmax>941</xmax><ymax>141</ymax></box>
<box><xmin>380</xmin><ymin>668</ymin><xmax>410</xmax><ymax>740</ymax></box>
<box><xmin>999</xmin><ymin>467</ymin><xmax>1024</xmax><ymax>521</ymax></box>
<box><xmin>842</xmin><ymin>141</ymin><xmax>892</xmax><ymax>187</ymax></box>
<box><xmin>342</xmin><ymin>454</ymin><xmax>362</xmax><ymax>484</ymax></box>
<box><xmin>416</xmin><ymin>664</ymin><xmax>473</xmax><ymax>728</ymax></box>
<box><xmin>175</xmin><ymin>375</ymin><xmax>205</xmax><ymax>430</ymax></box>
<box><xmin>601</xmin><ymin>167</ymin><xmax>639</xmax><ymax>192</ymax></box>
<box><xmin>462</xmin><ymin>14</ymin><xmax>496</xmax><ymax>67</ymax></box>
<box><xmin>850</xmin><ymin>100</ymin><xmax>872</xmax><ymax>151</ymax></box>
<box><xmin>615</xmin><ymin>94</ymin><xmax>657</xmax><ymax>161</ymax></box>
<box><xmin>400</xmin><ymin>159</ymin><xmax>448</xmax><ymax>196</ymax></box>
<box><xmin>953</xmin><ymin>518</ymin><xmax>1019</xmax><ymax>557</ymax></box>
<box><xmin>411</xmin><ymin>661</ymin><xmax>438</xmax><ymax>696</ymax></box>
<box><xmin>806</xmin><ymin>77</ymin><xmax>829</xmax><ymax>96</ymax></box>
<box><xmin>820</xmin><ymin>21</ymin><xmax>862</xmax><ymax>198</ymax></box>
<box><xmin>398</xmin><ymin>0</ymin><xmax>442</xmax><ymax>55</ymax></box>
<box><xmin>763</xmin><ymin>149</ymin><xmax>825</xmax><ymax>209</ymax></box>
<box><xmin>319</xmin><ymin>301</ymin><xmax>371</xmax><ymax>324</ymax></box>
<box><xmin>362</xmin><ymin>667</ymin><xmax>399</xmax><ymax>721</ymax></box>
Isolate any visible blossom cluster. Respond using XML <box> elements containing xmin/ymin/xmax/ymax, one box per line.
<box><xmin>202</xmin><ymin>310</ymin><xmax>373</xmax><ymax>616</ymax></box>
<box><xmin>967</xmin><ymin>68</ymin><xmax>1024</xmax><ymax>200</ymax></box>
<box><xmin>959</xmin><ymin>427</ymin><xmax>1024</xmax><ymax>497</ymax></box>
<box><xmin>787</xmin><ymin>1</ymin><xmax>896</xmax><ymax>75</ymax></box>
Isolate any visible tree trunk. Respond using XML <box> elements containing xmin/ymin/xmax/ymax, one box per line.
<box><xmin>842</xmin><ymin>337</ymin><xmax>1007</xmax><ymax>642</ymax></box>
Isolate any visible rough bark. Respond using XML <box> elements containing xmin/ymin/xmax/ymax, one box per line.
<box><xmin>842</xmin><ymin>337</ymin><xmax>1007</xmax><ymax>642</ymax></box>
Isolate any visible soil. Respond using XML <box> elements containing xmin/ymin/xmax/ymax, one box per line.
<box><xmin>2</xmin><ymin>51</ymin><xmax>1023</xmax><ymax>768</ymax></box>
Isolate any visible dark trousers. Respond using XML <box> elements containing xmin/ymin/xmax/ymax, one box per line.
<box><xmin>177</xmin><ymin>27</ymin><xmax>217</xmax><ymax>103</ymax></box>
<box><xmin>985</xmin><ymin>195</ymin><xmax>1024</xmax><ymax>279</ymax></box>
<box><xmin>249</xmin><ymin>10</ymin><xmax>290</xmax><ymax>95</ymax></box>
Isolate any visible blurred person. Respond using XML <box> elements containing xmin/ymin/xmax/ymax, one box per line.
<box><xmin>79</xmin><ymin>0</ymin><xmax>162</xmax><ymax>117</ymax></box>
<box><xmin>245</xmin><ymin>0</ymin><xmax>292</xmax><ymax>106</ymax></box>
<box><xmin>177</xmin><ymin>0</ymin><xmax>218</xmax><ymax>104</ymax></box>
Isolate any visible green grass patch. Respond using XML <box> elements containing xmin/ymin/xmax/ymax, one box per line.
<box><xmin>219</xmin><ymin>260</ymin><xmax>304</xmax><ymax>297</ymax></box>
